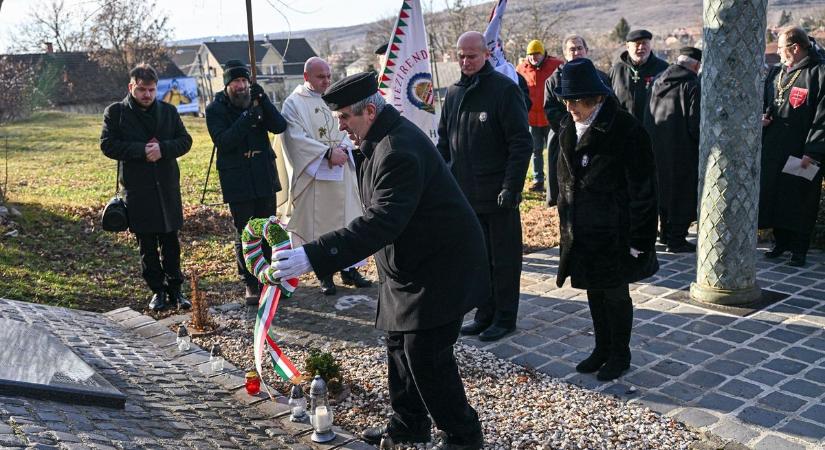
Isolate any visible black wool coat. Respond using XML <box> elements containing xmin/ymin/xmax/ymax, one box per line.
<box><xmin>759</xmin><ymin>52</ymin><xmax>825</xmax><ymax>235</ymax></box>
<box><xmin>205</xmin><ymin>91</ymin><xmax>287</xmax><ymax>203</ymax></box>
<box><xmin>609</xmin><ymin>51</ymin><xmax>669</xmax><ymax>121</ymax></box>
<box><xmin>303</xmin><ymin>106</ymin><xmax>490</xmax><ymax>332</ymax></box>
<box><xmin>100</xmin><ymin>96</ymin><xmax>192</xmax><ymax>234</ymax></box>
<box><xmin>556</xmin><ymin>96</ymin><xmax>659</xmax><ymax>289</ymax></box>
<box><xmin>436</xmin><ymin>61</ymin><xmax>533</xmax><ymax>214</ymax></box>
<box><xmin>643</xmin><ymin>64</ymin><xmax>700</xmax><ymax>224</ymax></box>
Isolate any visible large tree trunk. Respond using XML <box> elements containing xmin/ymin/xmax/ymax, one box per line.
<box><xmin>690</xmin><ymin>0</ymin><xmax>767</xmax><ymax>305</ymax></box>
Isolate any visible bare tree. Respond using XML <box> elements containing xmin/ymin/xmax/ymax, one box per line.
<box><xmin>86</xmin><ymin>0</ymin><xmax>172</xmax><ymax>79</ymax></box>
<box><xmin>10</xmin><ymin>0</ymin><xmax>88</xmax><ymax>53</ymax></box>
<box><xmin>501</xmin><ymin>3</ymin><xmax>566</xmax><ymax>61</ymax></box>
<box><xmin>0</xmin><ymin>58</ymin><xmax>38</xmax><ymax>123</ymax></box>
<box><xmin>425</xmin><ymin>0</ymin><xmax>486</xmax><ymax>61</ymax></box>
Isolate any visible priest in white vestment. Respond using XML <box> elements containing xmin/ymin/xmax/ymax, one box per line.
<box><xmin>278</xmin><ymin>57</ymin><xmax>372</xmax><ymax>295</ymax></box>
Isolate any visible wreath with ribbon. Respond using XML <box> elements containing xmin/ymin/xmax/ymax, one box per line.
<box><xmin>241</xmin><ymin>217</ymin><xmax>303</xmax><ymax>388</ymax></box>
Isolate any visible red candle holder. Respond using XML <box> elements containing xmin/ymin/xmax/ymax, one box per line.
<box><xmin>245</xmin><ymin>370</ymin><xmax>261</xmax><ymax>395</ymax></box>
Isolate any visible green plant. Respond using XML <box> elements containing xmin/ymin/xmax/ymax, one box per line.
<box><xmin>304</xmin><ymin>348</ymin><xmax>341</xmax><ymax>382</ymax></box>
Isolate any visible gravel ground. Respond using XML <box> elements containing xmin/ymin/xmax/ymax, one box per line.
<box><xmin>188</xmin><ymin>306</ymin><xmax>700</xmax><ymax>450</ymax></box>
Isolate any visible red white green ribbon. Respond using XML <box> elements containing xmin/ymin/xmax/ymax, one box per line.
<box><xmin>242</xmin><ymin>217</ymin><xmax>302</xmax><ymax>386</ymax></box>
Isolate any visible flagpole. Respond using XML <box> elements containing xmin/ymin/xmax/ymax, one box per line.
<box><xmin>428</xmin><ymin>32</ymin><xmax>443</xmax><ymax>109</ymax></box>
<box><xmin>245</xmin><ymin>0</ymin><xmax>257</xmax><ymax>84</ymax></box>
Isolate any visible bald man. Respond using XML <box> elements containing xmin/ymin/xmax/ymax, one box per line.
<box><xmin>437</xmin><ymin>31</ymin><xmax>532</xmax><ymax>342</ymax></box>
<box><xmin>278</xmin><ymin>57</ymin><xmax>372</xmax><ymax>294</ymax></box>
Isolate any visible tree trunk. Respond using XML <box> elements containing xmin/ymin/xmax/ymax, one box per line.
<box><xmin>690</xmin><ymin>0</ymin><xmax>767</xmax><ymax>305</ymax></box>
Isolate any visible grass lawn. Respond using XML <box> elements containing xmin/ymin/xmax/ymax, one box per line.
<box><xmin>0</xmin><ymin>111</ymin><xmax>558</xmax><ymax>312</ymax></box>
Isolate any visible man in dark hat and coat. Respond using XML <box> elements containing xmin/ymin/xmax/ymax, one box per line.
<box><xmin>438</xmin><ymin>31</ymin><xmax>533</xmax><ymax>343</ymax></box>
<box><xmin>554</xmin><ymin>58</ymin><xmax>658</xmax><ymax>381</ymax></box>
<box><xmin>205</xmin><ymin>59</ymin><xmax>287</xmax><ymax>303</ymax></box>
<box><xmin>609</xmin><ymin>29</ymin><xmax>669</xmax><ymax>120</ymax></box>
<box><xmin>644</xmin><ymin>47</ymin><xmax>702</xmax><ymax>253</ymax></box>
<box><xmin>760</xmin><ymin>26</ymin><xmax>825</xmax><ymax>267</ymax></box>
<box><xmin>101</xmin><ymin>63</ymin><xmax>193</xmax><ymax>312</ymax></box>
<box><xmin>271</xmin><ymin>72</ymin><xmax>488</xmax><ymax>450</ymax></box>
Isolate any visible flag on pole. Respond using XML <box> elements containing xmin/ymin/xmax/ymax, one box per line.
<box><xmin>483</xmin><ymin>0</ymin><xmax>518</xmax><ymax>84</ymax></box>
<box><xmin>378</xmin><ymin>0</ymin><xmax>438</xmax><ymax>143</ymax></box>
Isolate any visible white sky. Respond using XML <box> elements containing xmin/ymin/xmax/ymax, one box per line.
<box><xmin>0</xmin><ymin>0</ymin><xmax>474</xmax><ymax>52</ymax></box>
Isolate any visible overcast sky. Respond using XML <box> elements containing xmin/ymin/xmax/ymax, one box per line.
<box><xmin>0</xmin><ymin>0</ymin><xmax>481</xmax><ymax>52</ymax></box>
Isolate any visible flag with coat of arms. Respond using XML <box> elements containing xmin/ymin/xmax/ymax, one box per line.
<box><xmin>377</xmin><ymin>0</ymin><xmax>438</xmax><ymax>143</ymax></box>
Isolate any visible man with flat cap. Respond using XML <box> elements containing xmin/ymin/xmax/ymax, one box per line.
<box><xmin>609</xmin><ymin>29</ymin><xmax>669</xmax><ymax>120</ymax></box>
<box><xmin>644</xmin><ymin>47</ymin><xmax>702</xmax><ymax>253</ymax></box>
<box><xmin>205</xmin><ymin>59</ymin><xmax>288</xmax><ymax>304</ymax></box>
<box><xmin>271</xmin><ymin>72</ymin><xmax>488</xmax><ymax>450</ymax></box>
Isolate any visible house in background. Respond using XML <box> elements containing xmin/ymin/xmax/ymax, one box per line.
<box><xmin>175</xmin><ymin>37</ymin><xmax>318</xmax><ymax>107</ymax></box>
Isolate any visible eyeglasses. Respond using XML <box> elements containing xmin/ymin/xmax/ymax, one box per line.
<box><xmin>562</xmin><ymin>98</ymin><xmax>585</xmax><ymax>105</ymax></box>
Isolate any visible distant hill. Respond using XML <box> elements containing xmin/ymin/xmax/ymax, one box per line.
<box><xmin>174</xmin><ymin>0</ymin><xmax>825</xmax><ymax>55</ymax></box>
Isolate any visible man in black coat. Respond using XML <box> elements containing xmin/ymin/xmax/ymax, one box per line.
<box><xmin>271</xmin><ymin>73</ymin><xmax>488</xmax><ymax>450</ymax></box>
<box><xmin>609</xmin><ymin>29</ymin><xmax>669</xmax><ymax>121</ymax></box>
<box><xmin>437</xmin><ymin>31</ymin><xmax>533</xmax><ymax>342</ymax></box>
<box><xmin>544</xmin><ymin>34</ymin><xmax>611</xmax><ymax>206</ymax></box>
<box><xmin>644</xmin><ymin>47</ymin><xmax>701</xmax><ymax>253</ymax></box>
<box><xmin>100</xmin><ymin>64</ymin><xmax>193</xmax><ymax>311</ymax></box>
<box><xmin>760</xmin><ymin>27</ymin><xmax>825</xmax><ymax>267</ymax></box>
<box><xmin>554</xmin><ymin>59</ymin><xmax>658</xmax><ymax>381</ymax></box>
<box><xmin>205</xmin><ymin>60</ymin><xmax>287</xmax><ymax>303</ymax></box>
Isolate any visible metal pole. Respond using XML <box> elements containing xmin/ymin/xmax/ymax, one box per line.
<box><xmin>245</xmin><ymin>0</ymin><xmax>257</xmax><ymax>84</ymax></box>
<box><xmin>428</xmin><ymin>32</ymin><xmax>443</xmax><ymax>109</ymax></box>
<box><xmin>690</xmin><ymin>0</ymin><xmax>767</xmax><ymax>305</ymax></box>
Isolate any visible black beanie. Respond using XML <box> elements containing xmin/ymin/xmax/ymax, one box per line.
<box><xmin>223</xmin><ymin>59</ymin><xmax>250</xmax><ymax>86</ymax></box>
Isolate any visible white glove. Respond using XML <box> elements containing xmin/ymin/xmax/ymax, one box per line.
<box><xmin>272</xmin><ymin>247</ymin><xmax>313</xmax><ymax>280</ymax></box>
<box><xmin>629</xmin><ymin>247</ymin><xmax>641</xmax><ymax>258</ymax></box>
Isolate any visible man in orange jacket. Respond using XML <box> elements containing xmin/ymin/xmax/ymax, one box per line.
<box><xmin>517</xmin><ymin>39</ymin><xmax>563</xmax><ymax>192</ymax></box>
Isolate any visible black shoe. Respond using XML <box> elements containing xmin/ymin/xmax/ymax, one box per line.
<box><xmin>148</xmin><ymin>291</ymin><xmax>169</xmax><ymax>311</ymax></box>
<box><xmin>167</xmin><ymin>289</ymin><xmax>191</xmax><ymax>310</ymax></box>
<box><xmin>667</xmin><ymin>241</ymin><xmax>696</xmax><ymax>253</ymax></box>
<box><xmin>765</xmin><ymin>246</ymin><xmax>788</xmax><ymax>259</ymax></box>
<box><xmin>575</xmin><ymin>350</ymin><xmax>609</xmax><ymax>373</ymax></box>
<box><xmin>361</xmin><ymin>424</ymin><xmax>431</xmax><ymax>446</ymax></box>
<box><xmin>478</xmin><ymin>324</ymin><xmax>516</xmax><ymax>342</ymax></box>
<box><xmin>596</xmin><ymin>356</ymin><xmax>631</xmax><ymax>381</ymax></box>
<box><xmin>340</xmin><ymin>268</ymin><xmax>372</xmax><ymax>288</ymax></box>
<box><xmin>433</xmin><ymin>432</ymin><xmax>484</xmax><ymax>450</ymax></box>
<box><xmin>789</xmin><ymin>253</ymin><xmax>806</xmax><ymax>267</ymax></box>
<box><xmin>460</xmin><ymin>320</ymin><xmax>491</xmax><ymax>336</ymax></box>
<box><xmin>245</xmin><ymin>284</ymin><xmax>261</xmax><ymax>306</ymax></box>
<box><xmin>320</xmin><ymin>276</ymin><xmax>336</xmax><ymax>295</ymax></box>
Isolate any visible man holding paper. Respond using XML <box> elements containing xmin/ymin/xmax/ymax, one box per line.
<box><xmin>759</xmin><ymin>26</ymin><xmax>825</xmax><ymax>267</ymax></box>
<box><xmin>279</xmin><ymin>57</ymin><xmax>372</xmax><ymax>294</ymax></box>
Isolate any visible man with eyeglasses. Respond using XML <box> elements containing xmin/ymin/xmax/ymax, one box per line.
<box><xmin>608</xmin><ymin>29</ymin><xmax>668</xmax><ymax>121</ymax></box>
<box><xmin>543</xmin><ymin>34</ymin><xmax>611</xmax><ymax>206</ymax></box>
<box><xmin>759</xmin><ymin>26</ymin><xmax>825</xmax><ymax>267</ymax></box>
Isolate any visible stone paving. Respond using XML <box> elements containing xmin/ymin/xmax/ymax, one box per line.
<box><xmin>0</xmin><ymin>298</ymin><xmax>371</xmax><ymax>450</ymax></box>
<box><xmin>462</xmin><ymin>242</ymin><xmax>825</xmax><ymax>450</ymax></box>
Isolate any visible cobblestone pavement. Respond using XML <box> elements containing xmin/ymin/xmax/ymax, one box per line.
<box><xmin>463</xmin><ymin>242</ymin><xmax>825</xmax><ymax>450</ymax></box>
<box><xmin>0</xmin><ymin>298</ymin><xmax>370</xmax><ymax>450</ymax></box>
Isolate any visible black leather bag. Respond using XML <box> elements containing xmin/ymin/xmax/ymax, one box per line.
<box><xmin>101</xmin><ymin>162</ymin><xmax>129</xmax><ymax>232</ymax></box>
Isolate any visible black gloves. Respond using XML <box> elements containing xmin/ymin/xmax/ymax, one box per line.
<box><xmin>250</xmin><ymin>83</ymin><xmax>266</xmax><ymax>102</ymax></box>
<box><xmin>244</xmin><ymin>105</ymin><xmax>263</xmax><ymax>124</ymax></box>
<box><xmin>497</xmin><ymin>188</ymin><xmax>521</xmax><ymax>209</ymax></box>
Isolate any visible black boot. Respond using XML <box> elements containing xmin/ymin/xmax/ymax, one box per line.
<box><xmin>478</xmin><ymin>322</ymin><xmax>516</xmax><ymax>342</ymax></box>
<box><xmin>577</xmin><ymin>290</ymin><xmax>611</xmax><ymax>373</ymax></box>
<box><xmin>148</xmin><ymin>290</ymin><xmax>169</xmax><ymax>311</ymax></box>
<box><xmin>460</xmin><ymin>319</ymin><xmax>491</xmax><ymax>336</ymax></box>
<box><xmin>319</xmin><ymin>275</ymin><xmax>336</xmax><ymax>295</ymax></box>
<box><xmin>244</xmin><ymin>283</ymin><xmax>261</xmax><ymax>306</ymax></box>
<box><xmin>340</xmin><ymin>268</ymin><xmax>372</xmax><ymax>288</ymax></box>
<box><xmin>789</xmin><ymin>252</ymin><xmax>807</xmax><ymax>267</ymax></box>
<box><xmin>597</xmin><ymin>289</ymin><xmax>633</xmax><ymax>381</ymax></box>
<box><xmin>361</xmin><ymin>422</ymin><xmax>431</xmax><ymax>446</ymax></box>
<box><xmin>167</xmin><ymin>287</ymin><xmax>191</xmax><ymax>310</ymax></box>
<box><xmin>765</xmin><ymin>246</ymin><xmax>788</xmax><ymax>259</ymax></box>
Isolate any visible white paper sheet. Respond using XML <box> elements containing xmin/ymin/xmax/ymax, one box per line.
<box><xmin>781</xmin><ymin>156</ymin><xmax>820</xmax><ymax>181</ymax></box>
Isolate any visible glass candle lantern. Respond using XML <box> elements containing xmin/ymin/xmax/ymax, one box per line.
<box><xmin>308</xmin><ymin>375</ymin><xmax>336</xmax><ymax>443</ymax></box>
<box><xmin>209</xmin><ymin>344</ymin><xmax>224</xmax><ymax>374</ymax></box>
<box><xmin>288</xmin><ymin>384</ymin><xmax>307</xmax><ymax>422</ymax></box>
<box><xmin>245</xmin><ymin>369</ymin><xmax>261</xmax><ymax>395</ymax></box>
<box><xmin>176</xmin><ymin>325</ymin><xmax>190</xmax><ymax>351</ymax></box>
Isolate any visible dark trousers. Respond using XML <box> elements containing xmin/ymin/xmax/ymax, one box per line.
<box><xmin>386</xmin><ymin>319</ymin><xmax>481</xmax><ymax>442</ymax></box>
<box><xmin>659</xmin><ymin>209</ymin><xmax>690</xmax><ymax>246</ymax></box>
<box><xmin>228</xmin><ymin>197</ymin><xmax>276</xmax><ymax>288</ymax></box>
<box><xmin>529</xmin><ymin>126</ymin><xmax>551</xmax><ymax>183</ymax></box>
<box><xmin>773</xmin><ymin>227</ymin><xmax>810</xmax><ymax>255</ymax></box>
<box><xmin>474</xmin><ymin>209</ymin><xmax>522</xmax><ymax>327</ymax></box>
<box><xmin>547</xmin><ymin>135</ymin><xmax>560</xmax><ymax>207</ymax></box>
<box><xmin>586</xmin><ymin>285</ymin><xmax>633</xmax><ymax>362</ymax></box>
<box><xmin>135</xmin><ymin>231</ymin><xmax>183</xmax><ymax>293</ymax></box>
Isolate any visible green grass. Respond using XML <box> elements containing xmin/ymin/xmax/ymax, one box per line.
<box><xmin>0</xmin><ymin>111</ymin><xmax>234</xmax><ymax>312</ymax></box>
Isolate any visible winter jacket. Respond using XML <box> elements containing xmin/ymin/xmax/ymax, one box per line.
<box><xmin>517</xmin><ymin>54</ymin><xmax>563</xmax><ymax>127</ymax></box>
<box><xmin>609</xmin><ymin>51</ymin><xmax>669</xmax><ymax>120</ymax></box>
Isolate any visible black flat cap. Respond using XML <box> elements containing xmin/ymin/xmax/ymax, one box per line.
<box><xmin>322</xmin><ymin>72</ymin><xmax>378</xmax><ymax>111</ymax></box>
<box><xmin>375</xmin><ymin>43</ymin><xmax>389</xmax><ymax>55</ymax></box>
<box><xmin>626</xmin><ymin>29</ymin><xmax>653</xmax><ymax>42</ymax></box>
<box><xmin>679</xmin><ymin>46</ymin><xmax>702</xmax><ymax>61</ymax></box>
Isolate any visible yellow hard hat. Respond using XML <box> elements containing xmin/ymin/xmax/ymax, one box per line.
<box><xmin>526</xmin><ymin>40</ymin><xmax>545</xmax><ymax>55</ymax></box>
